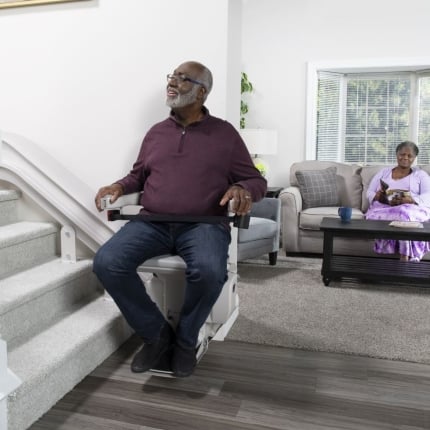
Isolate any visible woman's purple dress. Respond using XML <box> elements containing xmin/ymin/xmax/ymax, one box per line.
<box><xmin>365</xmin><ymin>167</ymin><xmax>430</xmax><ymax>261</ymax></box>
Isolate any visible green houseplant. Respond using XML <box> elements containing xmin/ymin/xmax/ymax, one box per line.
<box><xmin>240</xmin><ymin>72</ymin><xmax>268</xmax><ymax>176</ymax></box>
<box><xmin>240</xmin><ymin>72</ymin><xmax>253</xmax><ymax>129</ymax></box>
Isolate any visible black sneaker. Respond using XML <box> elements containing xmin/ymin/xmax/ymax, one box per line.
<box><xmin>131</xmin><ymin>323</ymin><xmax>174</xmax><ymax>373</ymax></box>
<box><xmin>171</xmin><ymin>344</ymin><xmax>197</xmax><ymax>377</ymax></box>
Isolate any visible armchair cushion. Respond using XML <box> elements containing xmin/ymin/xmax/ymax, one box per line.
<box><xmin>295</xmin><ymin>166</ymin><xmax>339</xmax><ymax>209</ymax></box>
<box><xmin>238</xmin><ymin>217</ymin><xmax>278</xmax><ymax>243</ymax></box>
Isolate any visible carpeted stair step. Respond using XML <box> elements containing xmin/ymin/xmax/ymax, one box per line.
<box><xmin>0</xmin><ymin>258</ymin><xmax>102</xmax><ymax>348</ymax></box>
<box><xmin>0</xmin><ymin>190</ymin><xmax>20</xmax><ymax>227</ymax></box>
<box><xmin>7</xmin><ymin>295</ymin><xmax>132</xmax><ymax>430</ymax></box>
<box><xmin>0</xmin><ymin>221</ymin><xmax>57</xmax><ymax>279</ymax></box>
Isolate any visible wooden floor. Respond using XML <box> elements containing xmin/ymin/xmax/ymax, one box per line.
<box><xmin>31</xmin><ymin>335</ymin><xmax>430</xmax><ymax>430</ymax></box>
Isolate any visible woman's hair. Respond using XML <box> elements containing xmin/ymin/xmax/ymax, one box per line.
<box><xmin>396</xmin><ymin>140</ymin><xmax>419</xmax><ymax>156</ymax></box>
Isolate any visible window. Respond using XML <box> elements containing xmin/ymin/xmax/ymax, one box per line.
<box><xmin>313</xmin><ymin>68</ymin><xmax>430</xmax><ymax>165</ymax></box>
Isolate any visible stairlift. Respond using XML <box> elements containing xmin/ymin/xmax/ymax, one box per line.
<box><xmin>100</xmin><ymin>193</ymin><xmax>246</xmax><ymax>376</ymax></box>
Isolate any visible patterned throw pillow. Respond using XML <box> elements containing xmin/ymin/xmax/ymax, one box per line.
<box><xmin>295</xmin><ymin>166</ymin><xmax>339</xmax><ymax>209</ymax></box>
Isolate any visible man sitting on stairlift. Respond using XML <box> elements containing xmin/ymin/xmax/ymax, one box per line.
<box><xmin>93</xmin><ymin>60</ymin><xmax>266</xmax><ymax>377</ymax></box>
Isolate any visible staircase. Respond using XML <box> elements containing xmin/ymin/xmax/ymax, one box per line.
<box><xmin>0</xmin><ymin>188</ymin><xmax>132</xmax><ymax>430</ymax></box>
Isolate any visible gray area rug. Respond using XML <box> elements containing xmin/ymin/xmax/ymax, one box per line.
<box><xmin>228</xmin><ymin>255</ymin><xmax>430</xmax><ymax>364</ymax></box>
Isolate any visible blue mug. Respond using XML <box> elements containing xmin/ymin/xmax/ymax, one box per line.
<box><xmin>338</xmin><ymin>206</ymin><xmax>352</xmax><ymax>223</ymax></box>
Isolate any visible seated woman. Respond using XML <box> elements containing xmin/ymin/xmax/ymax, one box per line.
<box><xmin>366</xmin><ymin>141</ymin><xmax>430</xmax><ymax>262</ymax></box>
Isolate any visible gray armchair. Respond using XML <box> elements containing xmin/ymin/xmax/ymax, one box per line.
<box><xmin>237</xmin><ymin>197</ymin><xmax>281</xmax><ymax>265</ymax></box>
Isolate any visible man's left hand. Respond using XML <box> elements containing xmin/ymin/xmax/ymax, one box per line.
<box><xmin>219</xmin><ymin>185</ymin><xmax>252</xmax><ymax>215</ymax></box>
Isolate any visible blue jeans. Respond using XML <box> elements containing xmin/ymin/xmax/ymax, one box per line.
<box><xmin>93</xmin><ymin>220</ymin><xmax>231</xmax><ymax>348</ymax></box>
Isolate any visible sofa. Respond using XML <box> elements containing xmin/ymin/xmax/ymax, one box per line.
<box><xmin>279</xmin><ymin>160</ymin><xmax>430</xmax><ymax>259</ymax></box>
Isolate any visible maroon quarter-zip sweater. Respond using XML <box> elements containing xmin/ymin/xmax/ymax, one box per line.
<box><xmin>116</xmin><ymin>108</ymin><xmax>267</xmax><ymax>217</ymax></box>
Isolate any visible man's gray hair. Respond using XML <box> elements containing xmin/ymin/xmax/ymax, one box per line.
<box><xmin>196</xmin><ymin>64</ymin><xmax>213</xmax><ymax>102</ymax></box>
<box><xmin>200</xmin><ymin>67</ymin><xmax>213</xmax><ymax>92</ymax></box>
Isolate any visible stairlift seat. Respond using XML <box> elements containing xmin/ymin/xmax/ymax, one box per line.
<box><xmin>139</xmin><ymin>254</ymin><xmax>186</xmax><ymax>271</ymax></box>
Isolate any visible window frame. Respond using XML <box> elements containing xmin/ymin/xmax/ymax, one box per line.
<box><xmin>306</xmin><ymin>58</ymin><xmax>430</xmax><ymax>163</ymax></box>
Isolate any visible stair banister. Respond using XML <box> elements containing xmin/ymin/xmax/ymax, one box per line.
<box><xmin>0</xmin><ymin>130</ymin><xmax>116</xmax><ymax>252</ymax></box>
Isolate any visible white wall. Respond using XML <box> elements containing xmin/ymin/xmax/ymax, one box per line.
<box><xmin>0</xmin><ymin>0</ymin><xmax>241</xmax><ymax>191</ymax></box>
<box><xmin>242</xmin><ymin>0</ymin><xmax>430</xmax><ymax>187</ymax></box>
<box><xmin>4</xmin><ymin>0</ymin><xmax>430</xmax><ymax>193</ymax></box>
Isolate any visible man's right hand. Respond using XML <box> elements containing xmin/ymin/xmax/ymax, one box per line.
<box><xmin>94</xmin><ymin>183</ymin><xmax>124</xmax><ymax>212</ymax></box>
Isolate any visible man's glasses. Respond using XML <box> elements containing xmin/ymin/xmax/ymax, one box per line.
<box><xmin>167</xmin><ymin>73</ymin><xmax>205</xmax><ymax>88</ymax></box>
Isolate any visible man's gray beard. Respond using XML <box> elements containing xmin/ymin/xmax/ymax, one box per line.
<box><xmin>166</xmin><ymin>85</ymin><xmax>200</xmax><ymax>108</ymax></box>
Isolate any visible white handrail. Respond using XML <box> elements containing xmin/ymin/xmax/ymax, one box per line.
<box><xmin>0</xmin><ymin>131</ymin><xmax>115</xmax><ymax>252</ymax></box>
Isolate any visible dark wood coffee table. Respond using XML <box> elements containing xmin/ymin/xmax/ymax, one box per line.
<box><xmin>320</xmin><ymin>217</ymin><xmax>430</xmax><ymax>287</ymax></box>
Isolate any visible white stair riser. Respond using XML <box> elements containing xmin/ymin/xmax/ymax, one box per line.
<box><xmin>0</xmin><ymin>233</ymin><xmax>56</xmax><ymax>279</ymax></box>
<box><xmin>0</xmin><ymin>190</ymin><xmax>20</xmax><ymax>228</ymax></box>
<box><xmin>1</xmin><ymin>272</ymin><xmax>101</xmax><ymax>347</ymax></box>
<box><xmin>0</xmin><ymin>201</ymin><xmax>18</xmax><ymax>227</ymax></box>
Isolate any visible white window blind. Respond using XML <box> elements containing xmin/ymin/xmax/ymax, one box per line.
<box><xmin>316</xmin><ymin>72</ymin><xmax>341</xmax><ymax>161</ymax></box>
<box><xmin>344</xmin><ymin>74</ymin><xmax>410</xmax><ymax>164</ymax></box>
<box><xmin>316</xmin><ymin>70</ymin><xmax>430</xmax><ymax>165</ymax></box>
<box><xmin>418</xmin><ymin>75</ymin><xmax>430</xmax><ymax>164</ymax></box>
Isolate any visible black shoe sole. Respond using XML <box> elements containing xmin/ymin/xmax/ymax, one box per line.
<box><xmin>172</xmin><ymin>368</ymin><xmax>195</xmax><ymax>378</ymax></box>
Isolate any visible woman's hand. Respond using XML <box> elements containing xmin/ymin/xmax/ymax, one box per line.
<box><xmin>389</xmin><ymin>196</ymin><xmax>401</xmax><ymax>206</ymax></box>
<box><xmin>389</xmin><ymin>195</ymin><xmax>416</xmax><ymax>206</ymax></box>
<box><xmin>374</xmin><ymin>189</ymin><xmax>388</xmax><ymax>204</ymax></box>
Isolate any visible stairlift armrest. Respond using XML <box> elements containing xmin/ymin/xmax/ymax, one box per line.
<box><xmin>100</xmin><ymin>193</ymin><xmax>142</xmax><ymax>221</ymax></box>
<box><xmin>227</xmin><ymin>200</ymin><xmax>250</xmax><ymax>229</ymax></box>
<box><xmin>101</xmin><ymin>194</ymin><xmax>250</xmax><ymax>228</ymax></box>
<box><xmin>100</xmin><ymin>192</ymin><xmax>141</xmax><ymax>210</ymax></box>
